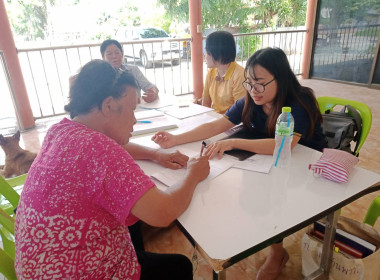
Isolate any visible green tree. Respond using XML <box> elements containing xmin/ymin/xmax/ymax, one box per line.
<box><xmin>251</xmin><ymin>0</ymin><xmax>307</xmax><ymax>29</ymax></box>
<box><xmin>157</xmin><ymin>0</ymin><xmax>255</xmax><ymax>30</ymax></box>
<box><xmin>157</xmin><ymin>0</ymin><xmax>307</xmax><ymax>31</ymax></box>
<box><xmin>6</xmin><ymin>0</ymin><xmax>55</xmax><ymax>40</ymax></box>
<box><xmin>94</xmin><ymin>3</ymin><xmax>141</xmax><ymax>40</ymax></box>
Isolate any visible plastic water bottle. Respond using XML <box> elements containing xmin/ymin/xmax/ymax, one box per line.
<box><xmin>273</xmin><ymin>107</ymin><xmax>294</xmax><ymax>168</ymax></box>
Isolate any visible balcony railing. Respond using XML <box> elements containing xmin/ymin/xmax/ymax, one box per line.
<box><xmin>15</xmin><ymin>28</ymin><xmax>307</xmax><ymax>119</ymax></box>
<box><xmin>313</xmin><ymin>24</ymin><xmax>380</xmax><ymax>66</ymax></box>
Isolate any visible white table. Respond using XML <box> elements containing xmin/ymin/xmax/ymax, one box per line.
<box><xmin>132</xmin><ymin>111</ymin><xmax>380</xmax><ymax>280</ymax></box>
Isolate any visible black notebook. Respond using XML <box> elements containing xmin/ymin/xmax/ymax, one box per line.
<box><xmin>221</xmin><ymin>124</ymin><xmax>256</xmax><ymax>161</ymax></box>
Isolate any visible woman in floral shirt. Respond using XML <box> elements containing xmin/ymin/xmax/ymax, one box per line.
<box><xmin>15</xmin><ymin>60</ymin><xmax>210</xmax><ymax>280</ymax></box>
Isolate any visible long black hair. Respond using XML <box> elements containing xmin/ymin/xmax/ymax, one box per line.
<box><xmin>64</xmin><ymin>60</ymin><xmax>137</xmax><ymax>118</ymax></box>
<box><xmin>241</xmin><ymin>47</ymin><xmax>322</xmax><ymax>139</ymax></box>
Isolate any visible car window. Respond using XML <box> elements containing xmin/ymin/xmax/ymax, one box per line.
<box><xmin>139</xmin><ymin>28</ymin><xmax>169</xmax><ymax>39</ymax></box>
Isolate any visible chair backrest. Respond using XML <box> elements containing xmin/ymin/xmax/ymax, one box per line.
<box><xmin>0</xmin><ymin>247</ymin><xmax>17</xmax><ymax>280</ymax></box>
<box><xmin>363</xmin><ymin>195</ymin><xmax>380</xmax><ymax>227</ymax></box>
<box><xmin>0</xmin><ymin>175</ymin><xmax>25</xmax><ymax>280</ymax></box>
<box><xmin>0</xmin><ymin>208</ymin><xmax>16</xmax><ymax>280</ymax></box>
<box><xmin>0</xmin><ymin>175</ymin><xmax>22</xmax><ymax>215</ymax></box>
<box><xmin>317</xmin><ymin>96</ymin><xmax>372</xmax><ymax>156</ymax></box>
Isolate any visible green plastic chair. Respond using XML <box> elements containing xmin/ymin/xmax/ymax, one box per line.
<box><xmin>0</xmin><ymin>174</ymin><xmax>25</xmax><ymax>215</ymax></box>
<box><xmin>0</xmin><ymin>174</ymin><xmax>26</xmax><ymax>280</ymax></box>
<box><xmin>317</xmin><ymin>96</ymin><xmax>372</xmax><ymax>156</ymax></box>
<box><xmin>364</xmin><ymin>195</ymin><xmax>380</xmax><ymax>226</ymax></box>
<box><xmin>0</xmin><ymin>207</ymin><xmax>16</xmax><ymax>280</ymax></box>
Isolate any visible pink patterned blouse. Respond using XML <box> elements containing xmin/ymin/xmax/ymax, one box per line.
<box><xmin>15</xmin><ymin>118</ymin><xmax>155</xmax><ymax>280</ymax></box>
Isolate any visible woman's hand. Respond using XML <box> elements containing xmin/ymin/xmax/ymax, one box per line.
<box><xmin>186</xmin><ymin>156</ymin><xmax>210</xmax><ymax>183</ymax></box>
<box><xmin>151</xmin><ymin>131</ymin><xmax>177</xmax><ymax>148</ymax></box>
<box><xmin>155</xmin><ymin>150</ymin><xmax>189</xmax><ymax>169</ymax></box>
<box><xmin>142</xmin><ymin>88</ymin><xmax>158</xmax><ymax>103</ymax></box>
<box><xmin>204</xmin><ymin>139</ymin><xmax>234</xmax><ymax>159</ymax></box>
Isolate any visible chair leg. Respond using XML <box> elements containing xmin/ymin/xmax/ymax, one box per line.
<box><xmin>363</xmin><ymin>196</ymin><xmax>380</xmax><ymax>226</ymax></box>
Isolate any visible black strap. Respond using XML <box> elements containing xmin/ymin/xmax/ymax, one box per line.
<box><xmin>343</xmin><ymin>104</ymin><xmax>362</xmax><ymax>154</ymax></box>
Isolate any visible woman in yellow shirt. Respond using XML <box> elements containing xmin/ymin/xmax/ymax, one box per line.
<box><xmin>202</xmin><ymin>31</ymin><xmax>246</xmax><ymax>114</ymax></box>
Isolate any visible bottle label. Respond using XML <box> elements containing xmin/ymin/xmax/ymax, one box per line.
<box><xmin>276</xmin><ymin>123</ymin><xmax>294</xmax><ymax>136</ymax></box>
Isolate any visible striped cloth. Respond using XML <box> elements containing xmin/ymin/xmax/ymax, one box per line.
<box><xmin>309</xmin><ymin>148</ymin><xmax>359</xmax><ymax>183</ymax></box>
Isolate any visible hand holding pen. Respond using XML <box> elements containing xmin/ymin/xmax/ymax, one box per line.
<box><xmin>200</xmin><ymin>141</ymin><xmax>207</xmax><ymax>156</ymax></box>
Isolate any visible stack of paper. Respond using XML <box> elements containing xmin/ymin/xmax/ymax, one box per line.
<box><xmin>135</xmin><ymin>109</ymin><xmax>164</xmax><ymax>120</ymax></box>
<box><xmin>132</xmin><ymin>116</ymin><xmax>178</xmax><ymax>136</ymax></box>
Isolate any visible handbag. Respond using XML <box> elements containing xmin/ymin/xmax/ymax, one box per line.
<box><xmin>322</xmin><ymin>105</ymin><xmax>362</xmax><ymax>155</ymax></box>
<box><xmin>302</xmin><ymin>216</ymin><xmax>380</xmax><ymax>280</ymax></box>
<box><xmin>309</xmin><ymin>148</ymin><xmax>359</xmax><ymax>183</ymax></box>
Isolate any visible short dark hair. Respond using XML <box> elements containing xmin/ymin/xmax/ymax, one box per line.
<box><xmin>64</xmin><ymin>60</ymin><xmax>137</xmax><ymax>118</ymax></box>
<box><xmin>205</xmin><ymin>31</ymin><xmax>236</xmax><ymax>64</ymax></box>
<box><xmin>100</xmin><ymin>39</ymin><xmax>123</xmax><ymax>58</ymax></box>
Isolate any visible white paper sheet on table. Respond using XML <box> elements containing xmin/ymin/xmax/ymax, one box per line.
<box><xmin>138</xmin><ymin>96</ymin><xmax>174</xmax><ymax>109</ymax></box>
<box><xmin>135</xmin><ymin>110</ymin><xmax>164</xmax><ymax>120</ymax></box>
<box><xmin>151</xmin><ymin>154</ymin><xmax>234</xmax><ymax>187</ymax></box>
<box><xmin>232</xmin><ymin>154</ymin><xmax>273</xmax><ymax>174</ymax></box>
<box><xmin>163</xmin><ymin>103</ymin><xmax>214</xmax><ymax>119</ymax></box>
<box><xmin>132</xmin><ymin>116</ymin><xmax>178</xmax><ymax>136</ymax></box>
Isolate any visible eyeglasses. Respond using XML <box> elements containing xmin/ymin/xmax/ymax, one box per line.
<box><xmin>242</xmin><ymin>78</ymin><xmax>275</xmax><ymax>93</ymax></box>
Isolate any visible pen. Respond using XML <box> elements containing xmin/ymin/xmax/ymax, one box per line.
<box><xmin>137</xmin><ymin>120</ymin><xmax>152</xmax><ymax>123</ymax></box>
<box><xmin>200</xmin><ymin>141</ymin><xmax>207</xmax><ymax>156</ymax></box>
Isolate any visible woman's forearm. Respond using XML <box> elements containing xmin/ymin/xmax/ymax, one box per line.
<box><xmin>230</xmin><ymin>135</ymin><xmax>301</xmax><ymax>155</ymax></box>
<box><xmin>175</xmin><ymin>117</ymin><xmax>234</xmax><ymax>145</ymax></box>
<box><xmin>123</xmin><ymin>142</ymin><xmax>159</xmax><ymax>161</ymax></box>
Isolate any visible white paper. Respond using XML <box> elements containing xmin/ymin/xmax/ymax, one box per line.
<box><xmin>132</xmin><ymin>116</ymin><xmax>178</xmax><ymax>136</ymax></box>
<box><xmin>151</xmin><ymin>157</ymin><xmax>233</xmax><ymax>187</ymax></box>
<box><xmin>135</xmin><ymin>109</ymin><xmax>164</xmax><ymax>120</ymax></box>
<box><xmin>232</xmin><ymin>154</ymin><xmax>273</xmax><ymax>174</ymax></box>
<box><xmin>164</xmin><ymin>103</ymin><xmax>214</xmax><ymax>119</ymax></box>
<box><xmin>138</xmin><ymin>96</ymin><xmax>174</xmax><ymax>109</ymax></box>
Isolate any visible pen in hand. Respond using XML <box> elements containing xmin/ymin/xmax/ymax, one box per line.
<box><xmin>200</xmin><ymin>141</ymin><xmax>207</xmax><ymax>156</ymax></box>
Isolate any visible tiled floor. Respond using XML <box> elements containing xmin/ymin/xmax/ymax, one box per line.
<box><xmin>1</xmin><ymin>79</ymin><xmax>380</xmax><ymax>279</ymax></box>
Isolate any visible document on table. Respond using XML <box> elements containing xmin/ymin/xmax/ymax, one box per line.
<box><xmin>151</xmin><ymin>157</ymin><xmax>234</xmax><ymax>187</ymax></box>
<box><xmin>135</xmin><ymin>109</ymin><xmax>164</xmax><ymax>120</ymax></box>
<box><xmin>138</xmin><ymin>96</ymin><xmax>174</xmax><ymax>109</ymax></box>
<box><xmin>164</xmin><ymin>103</ymin><xmax>214</xmax><ymax>119</ymax></box>
<box><xmin>232</xmin><ymin>154</ymin><xmax>273</xmax><ymax>174</ymax></box>
<box><xmin>132</xmin><ymin>116</ymin><xmax>178</xmax><ymax>136</ymax></box>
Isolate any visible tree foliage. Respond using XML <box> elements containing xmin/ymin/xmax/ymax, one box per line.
<box><xmin>6</xmin><ymin>0</ymin><xmax>54</xmax><ymax>40</ymax></box>
<box><xmin>252</xmin><ymin>0</ymin><xmax>306</xmax><ymax>28</ymax></box>
<box><xmin>94</xmin><ymin>3</ymin><xmax>141</xmax><ymax>40</ymax></box>
<box><xmin>157</xmin><ymin>0</ymin><xmax>254</xmax><ymax>30</ymax></box>
<box><xmin>157</xmin><ymin>0</ymin><xmax>308</xmax><ymax>31</ymax></box>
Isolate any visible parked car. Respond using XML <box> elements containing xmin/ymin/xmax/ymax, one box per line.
<box><xmin>116</xmin><ymin>27</ymin><xmax>181</xmax><ymax>68</ymax></box>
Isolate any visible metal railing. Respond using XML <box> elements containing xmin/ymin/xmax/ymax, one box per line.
<box><xmin>16</xmin><ymin>28</ymin><xmax>307</xmax><ymax>119</ymax></box>
<box><xmin>313</xmin><ymin>24</ymin><xmax>380</xmax><ymax>66</ymax></box>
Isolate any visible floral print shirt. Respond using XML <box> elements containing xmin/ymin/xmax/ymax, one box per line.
<box><xmin>15</xmin><ymin>118</ymin><xmax>155</xmax><ymax>279</ymax></box>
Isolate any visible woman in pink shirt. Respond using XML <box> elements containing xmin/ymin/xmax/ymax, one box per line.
<box><xmin>15</xmin><ymin>60</ymin><xmax>210</xmax><ymax>280</ymax></box>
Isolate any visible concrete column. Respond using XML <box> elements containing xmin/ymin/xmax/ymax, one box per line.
<box><xmin>0</xmin><ymin>0</ymin><xmax>35</xmax><ymax>130</ymax></box>
<box><xmin>301</xmin><ymin>0</ymin><xmax>318</xmax><ymax>79</ymax></box>
<box><xmin>189</xmin><ymin>0</ymin><xmax>203</xmax><ymax>100</ymax></box>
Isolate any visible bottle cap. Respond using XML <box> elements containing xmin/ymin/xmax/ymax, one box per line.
<box><xmin>282</xmin><ymin>107</ymin><xmax>291</xmax><ymax>113</ymax></box>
